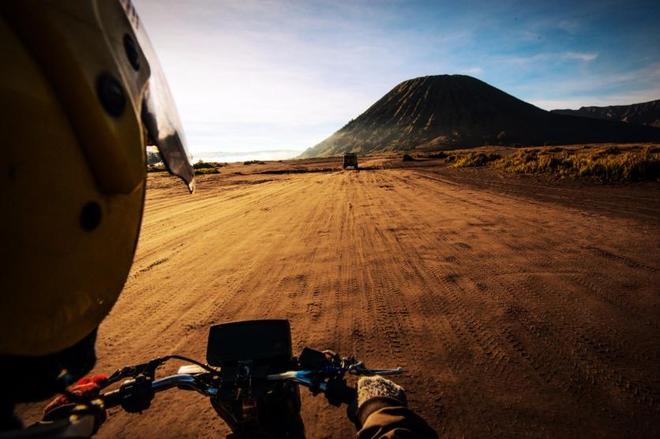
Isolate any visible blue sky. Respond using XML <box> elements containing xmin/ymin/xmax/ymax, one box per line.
<box><xmin>134</xmin><ymin>0</ymin><xmax>660</xmax><ymax>160</ymax></box>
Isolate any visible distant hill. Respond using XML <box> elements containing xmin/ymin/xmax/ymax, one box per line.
<box><xmin>300</xmin><ymin>75</ymin><xmax>660</xmax><ymax>158</ymax></box>
<box><xmin>552</xmin><ymin>99</ymin><xmax>660</xmax><ymax>128</ymax></box>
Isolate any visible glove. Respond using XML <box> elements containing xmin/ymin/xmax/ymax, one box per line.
<box><xmin>43</xmin><ymin>374</ymin><xmax>108</xmax><ymax>426</ymax></box>
<box><xmin>348</xmin><ymin>375</ymin><xmax>407</xmax><ymax>426</ymax></box>
<box><xmin>357</xmin><ymin>375</ymin><xmax>406</xmax><ymax>408</ymax></box>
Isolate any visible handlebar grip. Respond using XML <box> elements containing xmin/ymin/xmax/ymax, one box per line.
<box><xmin>101</xmin><ymin>389</ymin><xmax>122</xmax><ymax>409</ymax></box>
<box><xmin>324</xmin><ymin>379</ymin><xmax>357</xmax><ymax>406</ymax></box>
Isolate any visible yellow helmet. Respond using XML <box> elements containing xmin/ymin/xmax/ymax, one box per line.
<box><xmin>0</xmin><ymin>0</ymin><xmax>194</xmax><ymax>357</ymax></box>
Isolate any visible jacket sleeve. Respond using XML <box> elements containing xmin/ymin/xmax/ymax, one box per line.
<box><xmin>356</xmin><ymin>398</ymin><xmax>438</xmax><ymax>439</ymax></box>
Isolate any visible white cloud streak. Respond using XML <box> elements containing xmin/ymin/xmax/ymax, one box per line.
<box><xmin>562</xmin><ymin>51</ymin><xmax>598</xmax><ymax>62</ymax></box>
<box><xmin>557</xmin><ymin>19</ymin><xmax>580</xmax><ymax>33</ymax></box>
<box><xmin>497</xmin><ymin>51</ymin><xmax>599</xmax><ymax>65</ymax></box>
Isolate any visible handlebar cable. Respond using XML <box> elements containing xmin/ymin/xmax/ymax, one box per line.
<box><xmin>106</xmin><ymin>354</ymin><xmax>217</xmax><ymax>385</ymax></box>
<box><xmin>156</xmin><ymin>355</ymin><xmax>217</xmax><ymax>374</ymax></box>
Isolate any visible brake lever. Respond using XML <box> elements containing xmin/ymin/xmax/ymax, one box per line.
<box><xmin>349</xmin><ymin>366</ymin><xmax>404</xmax><ymax>376</ymax></box>
<box><xmin>106</xmin><ymin>367</ymin><xmax>136</xmax><ymax>385</ymax></box>
<box><xmin>342</xmin><ymin>359</ymin><xmax>404</xmax><ymax>376</ymax></box>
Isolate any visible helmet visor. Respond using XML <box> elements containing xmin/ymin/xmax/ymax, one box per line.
<box><xmin>122</xmin><ymin>1</ymin><xmax>195</xmax><ymax>191</ymax></box>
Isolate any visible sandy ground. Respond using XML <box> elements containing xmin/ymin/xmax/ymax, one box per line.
<box><xmin>20</xmin><ymin>158</ymin><xmax>660</xmax><ymax>437</ymax></box>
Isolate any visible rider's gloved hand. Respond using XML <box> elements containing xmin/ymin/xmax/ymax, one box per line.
<box><xmin>349</xmin><ymin>375</ymin><xmax>407</xmax><ymax>426</ymax></box>
<box><xmin>351</xmin><ymin>376</ymin><xmax>438</xmax><ymax>438</ymax></box>
<box><xmin>43</xmin><ymin>374</ymin><xmax>108</xmax><ymax>428</ymax></box>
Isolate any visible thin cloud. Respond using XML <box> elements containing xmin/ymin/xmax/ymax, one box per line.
<box><xmin>562</xmin><ymin>51</ymin><xmax>598</xmax><ymax>62</ymax></box>
<box><xmin>557</xmin><ymin>19</ymin><xmax>580</xmax><ymax>33</ymax></box>
<box><xmin>497</xmin><ymin>51</ymin><xmax>599</xmax><ymax>65</ymax></box>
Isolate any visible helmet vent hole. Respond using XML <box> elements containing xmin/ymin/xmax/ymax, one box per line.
<box><xmin>123</xmin><ymin>34</ymin><xmax>140</xmax><ymax>71</ymax></box>
<box><xmin>96</xmin><ymin>73</ymin><xmax>126</xmax><ymax>117</ymax></box>
<box><xmin>80</xmin><ymin>202</ymin><xmax>102</xmax><ymax>231</ymax></box>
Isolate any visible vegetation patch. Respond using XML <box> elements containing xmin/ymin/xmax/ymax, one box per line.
<box><xmin>402</xmin><ymin>153</ymin><xmax>415</xmax><ymax>161</ymax></box>
<box><xmin>497</xmin><ymin>145</ymin><xmax>660</xmax><ymax>182</ymax></box>
<box><xmin>195</xmin><ymin>167</ymin><xmax>219</xmax><ymax>175</ymax></box>
<box><xmin>147</xmin><ymin>164</ymin><xmax>165</xmax><ymax>173</ymax></box>
<box><xmin>192</xmin><ymin>160</ymin><xmax>225</xmax><ymax>175</ymax></box>
<box><xmin>452</xmin><ymin>152</ymin><xmax>501</xmax><ymax>168</ymax></box>
<box><xmin>426</xmin><ymin>151</ymin><xmax>449</xmax><ymax>159</ymax></box>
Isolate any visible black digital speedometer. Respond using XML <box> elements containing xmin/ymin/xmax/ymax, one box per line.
<box><xmin>206</xmin><ymin>319</ymin><xmax>293</xmax><ymax>366</ymax></box>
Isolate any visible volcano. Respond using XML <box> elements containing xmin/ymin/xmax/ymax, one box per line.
<box><xmin>300</xmin><ymin>75</ymin><xmax>660</xmax><ymax>158</ymax></box>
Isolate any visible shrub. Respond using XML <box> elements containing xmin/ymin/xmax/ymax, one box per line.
<box><xmin>402</xmin><ymin>153</ymin><xmax>415</xmax><ymax>161</ymax></box>
<box><xmin>147</xmin><ymin>163</ymin><xmax>165</xmax><ymax>173</ymax></box>
<box><xmin>194</xmin><ymin>167</ymin><xmax>220</xmax><ymax>175</ymax></box>
<box><xmin>452</xmin><ymin>152</ymin><xmax>501</xmax><ymax>168</ymax></box>
<box><xmin>193</xmin><ymin>160</ymin><xmax>215</xmax><ymax>169</ymax></box>
<box><xmin>540</xmin><ymin>147</ymin><xmax>563</xmax><ymax>154</ymax></box>
<box><xmin>193</xmin><ymin>160</ymin><xmax>226</xmax><ymax>169</ymax></box>
<box><xmin>592</xmin><ymin>146</ymin><xmax>622</xmax><ymax>158</ymax></box>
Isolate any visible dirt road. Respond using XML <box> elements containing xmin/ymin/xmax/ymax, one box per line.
<box><xmin>24</xmin><ymin>167</ymin><xmax>660</xmax><ymax>437</ymax></box>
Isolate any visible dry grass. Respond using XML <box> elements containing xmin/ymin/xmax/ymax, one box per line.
<box><xmin>194</xmin><ymin>167</ymin><xmax>220</xmax><ymax>175</ymax></box>
<box><xmin>497</xmin><ymin>145</ymin><xmax>660</xmax><ymax>182</ymax></box>
<box><xmin>193</xmin><ymin>160</ymin><xmax>226</xmax><ymax>175</ymax></box>
<box><xmin>451</xmin><ymin>152</ymin><xmax>501</xmax><ymax>168</ymax></box>
<box><xmin>193</xmin><ymin>160</ymin><xmax>226</xmax><ymax>169</ymax></box>
<box><xmin>431</xmin><ymin>144</ymin><xmax>660</xmax><ymax>182</ymax></box>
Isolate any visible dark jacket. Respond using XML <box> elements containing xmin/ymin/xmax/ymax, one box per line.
<box><xmin>357</xmin><ymin>398</ymin><xmax>438</xmax><ymax>438</ymax></box>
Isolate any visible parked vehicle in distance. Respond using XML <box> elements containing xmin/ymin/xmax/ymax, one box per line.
<box><xmin>343</xmin><ymin>152</ymin><xmax>359</xmax><ymax>169</ymax></box>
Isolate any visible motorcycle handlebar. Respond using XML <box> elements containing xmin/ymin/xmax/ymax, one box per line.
<box><xmin>102</xmin><ymin>374</ymin><xmax>217</xmax><ymax>409</ymax></box>
<box><xmin>101</xmin><ymin>366</ymin><xmax>403</xmax><ymax>410</ymax></box>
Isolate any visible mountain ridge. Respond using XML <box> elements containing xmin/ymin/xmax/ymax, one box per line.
<box><xmin>551</xmin><ymin>99</ymin><xmax>660</xmax><ymax>128</ymax></box>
